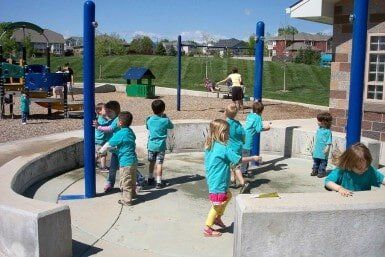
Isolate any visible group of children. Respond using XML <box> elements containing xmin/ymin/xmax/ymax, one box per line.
<box><xmin>92</xmin><ymin>96</ymin><xmax>385</xmax><ymax>237</ymax></box>
<box><xmin>95</xmin><ymin>99</ymin><xmax>174</xmax><ymax>206</ymax></box>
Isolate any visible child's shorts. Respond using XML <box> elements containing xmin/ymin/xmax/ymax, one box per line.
<box><xmin>148</xmin><ymin>150</ymin><xmax>165</xmax><ymax>164</ymax></box>
<box><xmin>209</xmin><ymin>192</ymin><xmax>229</xmax><ymax>205</ymax></box>
<box><xmin>95</xmin><ymin>144</ymin><xmax>107</xmax><ymax>156</ymax></box>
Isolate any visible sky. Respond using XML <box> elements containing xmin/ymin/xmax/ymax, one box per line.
<box><xmin>0</xmin><ymin>0</ymin><xmax>332</xmax><ymax>42</ymax></box>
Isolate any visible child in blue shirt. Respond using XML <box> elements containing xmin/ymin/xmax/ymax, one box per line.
<box><xmin>146</xmin><ymin>99</ymin><xmax>174</xmax><ymax>189</ymax></box>
<box><xmin>325</xmin><ymin>143</ymin><xmax>385</xmax><ymax>197</ymax></box>
<box><xmin>241</xmin><ymin>101</ymin><xmax>270</xmax><ymax>176</ymax></box>
<box><xmin>20</xmin><ymin>90</ymin><xmax>30</xmax><ymax>125</ymax></box>
<box><xmin>225</xmin><ymin>103</ymin><xmax>249</xmax><ymax>194</ymax></box>
<box><xmin>94</xmin><ymin>100</ymin><xmax>121</xmax><ymax>193</ymax></box>
<box><xmin>95</xmin><ymin>103</ymin><xmax>110</xmax><ymax>172</ymax></box>
<box><xmin>99</xmin><ymin>111</ymin><xmax>138</xmax><ymax>206</ymax></box>
<box><xmin>203</xmin><ymin>119</ymin><xmax>261</xmax><ymax>237</ymax></box>
<box><xmin>311</xmin><ymin>112</ymin><xmax>333</xmax><ymax>178</ymax></box>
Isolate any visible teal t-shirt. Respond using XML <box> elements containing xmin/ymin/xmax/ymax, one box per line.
<box><xmin>243</xmin><ymin>113</ymin><xmax>263</xmax><ymax>150</ymax></box>
<box><xmin>105</xmin><ymin>117</ymin><xmax>121</xmax><ymax>141</ymax></box>
<box><xmin>227</xmin><ymin>117</ymin><xmax>245</xmax><ymax>155</ymax></box>
<box><xmin>20</xmin><ymin>95</ymin><xmax>30</xmax><ymax>113</ymax></box>
<box><xmin>204</xmin><ymin>141</ymin><xmax>242</xmax><ymax>193</ymax></box>
<box><xmin>108</xmin><ymin>127</ymin><xmax>138</xmax><ymax>167</ymax></box>
<box><xmin>325</xmin><ymin>166</ymin><xmax>385</xmax><ymax>191</ymax></box>
<box><xmin>313</xmin><ymin>127</ymin><xmax>332</xmax><ymax>160</ymax></box>
<box><xmin>146</xmin><ymin>115</ymin><xmax>174</xmax><ymax>152</ymax></box>
<box><xmin>95</xmin><ymin>115</ymin><xmax>111</xmax><ymax>145</ymax></box>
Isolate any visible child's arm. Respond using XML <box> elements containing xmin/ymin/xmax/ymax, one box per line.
<box><xmin>241</xmin><ymin>155</ymin><xmax>262</xmax><ymax>163</ymax></box>
<box><xmin>325</xmin><ymin>181</ymin><xmax>353</xmax><ymax>197</ymax></box>
<box><xmin>167</xmin><ymin>117</ymin><xmax>174</xmax><ymax>129</ymax></box>
<box><xmin>98</xmin><ymin>142</ymin><xmax>111</xmax><ymax>155</ymax></box>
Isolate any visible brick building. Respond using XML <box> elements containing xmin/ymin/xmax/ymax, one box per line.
<box><xmin>266</xmin><ymin>32</ymin><xmax>332</xmax><ymax>58</ymax></box>
<box><xmin>289</xmin><ymin>0</ymin><xmax>385</xmax><ymax>142</ymax></box>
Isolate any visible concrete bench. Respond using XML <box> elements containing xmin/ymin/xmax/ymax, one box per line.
<box><xmin>0</xmin><ymin>139</ymin><xmax>83</xmax><ymax>257</ymax></box>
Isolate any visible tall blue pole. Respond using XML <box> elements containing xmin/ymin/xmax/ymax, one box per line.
<box><xmin>83</xmin><ymin>1</ymin><xmax>96</xmax><ymax>198</ymax></box>
<box><xmin>346</xmin><ymin>0</ymin><xmax>369</xmax><ymax>148</ymax></box>
<box><xmin>252</xmin><ymin>21</ymin><xmax>265</xmax><ymax>159</ymax></box>
<box><xmin>177</xmin><ymin>35</ymin><xmax>182</xmax><ymax>111</ymax></box>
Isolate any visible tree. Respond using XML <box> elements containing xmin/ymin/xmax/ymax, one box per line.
<box><xmin>129</xmin><ymin>36</ymin><xmax>154</xmax><ymax>55</ymax></box>
<box><xmin>294</xmin><ymin>47</ymin><xmax>321</xmax><ymax>65</ymax></box>
<box><xmin>278</xmin><ymin>25</ymin><xmax>299</xmax><ymax>36</ymax></box>
<box><xmin>248</xmin><ymin>35</ymin><xmax>255</xmax><ymax>56</ymax></box>
<box><xmin>0</xmin><ymin>22</ymin><xmax>18</xmax><ymax>59</ymax></box>
<box><xmin>169</xmin><ymin>46</ymin><xmax>177</xmax><ymax>56</ymax></box>
<box><xmin>95</xmin><ymin>32</ymin><xmax>126</xmax><ymax>57</ymax></box>
<box><xmin>155</xmin><ymin>43</ymin><xmax>166</xmax><ymax>55</ymax></box>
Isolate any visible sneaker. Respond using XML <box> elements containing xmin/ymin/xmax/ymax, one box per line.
<box><xmin>147</xmin><ymin>177</ymin><xmax>155</xmax><ymax>186</ymax></box>
<box><xmin>22</xmin><ymin>122</ymin><xmax>26</xmax><ymax>125</ymax></box>
<box><xmin>310</xmin><ymin>170</ymin><xmax>318</xmax><ymax>176</ymax></box>
<box><xmin>156</xmin><ymin>182</ymin><xmax>163</xmax><ymax>189</ymax></box>
<box><xmin>104</xmin><ymin>183</ymin><xmax>112</xmax><ymax>193</ymax></box>
<box><xmin>100</xmin><ymin>167</ymin><xmax>109</xmax><ymax>173</ymax></box>
<box><xmin>118</xmin><ymin>199</ymin><xmax>133</xmax><ymax>206</ymax></box>
<box><xmin>239</xmin><ymin>182</ymin><xmax>250</xmax><ymax>194</ymax></box>
<box><xmin>317</xmin><ymin>172</ymin><xmax>326</xmax><ymax>178</ymax></box>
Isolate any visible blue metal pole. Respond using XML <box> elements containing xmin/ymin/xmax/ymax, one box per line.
<box><xmin>177</xmin><ymin>35</ymin><xmax>182</xmax><ymax>111</ymax></box>
<box><xmin>83</xmin><ymin>0</ymin><xmax>96</xmax><ymax>198</ymax></box>
<box><xmin>252</xmin><ymin>21</ymin><xmax>265</xmax><ymax>159</ymax></box>
<box><xmin>346</xmin><ymin>0</ymin><xmax>369</xmax><ymax>148</ymax></box>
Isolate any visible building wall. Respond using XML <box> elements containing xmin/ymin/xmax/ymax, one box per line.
<box><xmin>273</xmin><ymin>40</ymin><xmax>328</xmax><ymax>57</ymax></box>
<box><xmin>330</xmin><ymin>0</ymin><xmax>385</xmax><ymax>141</ymax></box>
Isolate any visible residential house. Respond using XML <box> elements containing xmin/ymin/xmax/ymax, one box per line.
<box><xmin>12</xmin><ymin>28</ymin><xmax>65</xmax><ymax>56</ymax></box>
<box><xmin>64</xmin><ymin>36</ymin><xmax>83</xmax><ymax>55</ymax></box>
<box><xmin>266</xmin><ymin>32</ymin><xmax>332</xmax><ymax>58</ymax></box>
<box><xmin>288</xmin><ymin>0</ymin><xmax>385</xmax><ymax>144</ymax></box>
<box><xmin>213</xmin><ymin>38</ymin><xmax>248</xmax><ymax>56</ymax></box>
<box><xmin>161</xmin><ymin>40</ymin><xmax>199</xmax><ymax>55</ymax></box>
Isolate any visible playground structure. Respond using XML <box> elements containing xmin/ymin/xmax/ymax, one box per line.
<box><xmin>124</xmin><ymin>66</ymin><xmax>156</xmax><ymax>98</ymax></box>
<box><xmin>0</xmin><ymin>22</ymin><xmax>83</xmax><ymax>119</ymax></box>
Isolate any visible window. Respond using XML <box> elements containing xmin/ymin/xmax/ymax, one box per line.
<box><xmin>366</xmin><ymin>34</ymin><xmax>385</xmax><ymax>101</ymax></box>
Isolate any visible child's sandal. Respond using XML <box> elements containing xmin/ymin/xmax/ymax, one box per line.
<box><xmin>203</xmin><ymin>227</ymin><xmax>222</xmax><ymax>237</ymax></box>
<box><xmin>214</xmin><ymin>217</ymin><xmax>226</xmax><ymax>229</ymax></box>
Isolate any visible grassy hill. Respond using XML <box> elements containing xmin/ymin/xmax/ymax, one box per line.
<box><xmin>30</xmin><ymin>55</ymin><xmax>331</xmax><ymax>106</ymax></box>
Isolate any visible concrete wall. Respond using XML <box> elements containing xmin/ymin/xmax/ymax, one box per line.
<box><xmin>234</xmin><ymin>192</ymin><xmax>385</xmax><ymax>257</ymax></box>
<box><xmin>0</xmin><ymin>139</ymin><xmax>83</xmax><ymax>257</ymax></box>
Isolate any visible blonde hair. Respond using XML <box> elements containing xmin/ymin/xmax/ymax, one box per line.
<box><xmin>205</xmin><ymin>119</ymin><xmax>229</xmax><ymax>150</ymax></box>
<box><xmin>225</xmin><ymin>103</ymin><xmax>238</xmax><ymax>119</ymax></box>
<box><xmin>338</xmin><ymin>143</ymin><xmax>372</xmax><ymax>171</ymax></box>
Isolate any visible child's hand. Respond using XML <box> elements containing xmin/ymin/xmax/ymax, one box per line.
<box><xmin>264</xmin><ymin>124</ymin><xmax>271</xmax><ymax>131</ymax></box>
<box><xmin>338</xmin><ymin>187</ymin><xmax>353</xmax><ymax>197</ymax></box>
<box><xmin>93</xmin><ymin>120</ymin><xmax>99</xmax><ymax>127</ymax></box>
<box><xmin>252</xmin><ymin>156</ymin><xmax>262</xmax><ymax>163</ymax></box>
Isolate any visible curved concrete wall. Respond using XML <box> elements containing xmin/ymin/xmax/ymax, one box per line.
<box><xmin>0</xmin><ymin>140</ymin><xmax>83</xmax><ymax>257</ymax></box>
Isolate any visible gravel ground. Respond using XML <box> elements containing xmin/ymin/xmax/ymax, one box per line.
<box><xmin>0</xmin><ymin>92</ymin><xmax>321</xmax><ymax>143</ymax></box>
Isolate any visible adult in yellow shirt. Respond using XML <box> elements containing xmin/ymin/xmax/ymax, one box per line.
<box><xmin>218</xmin><ymin>67</ymin><xmax>244</xmax><ymax>111</ymax></box>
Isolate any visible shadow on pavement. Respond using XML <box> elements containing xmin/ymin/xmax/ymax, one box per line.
<box><xmin>73</xmin><ymin>239</ymin><xmax>103</xmax><ymax>257</ymax></box>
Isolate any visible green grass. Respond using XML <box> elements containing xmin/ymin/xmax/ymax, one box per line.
<box><xmin>30</xmin><ymin>55</ymin><xmax>331</xmax><ymax>106</ymax></box>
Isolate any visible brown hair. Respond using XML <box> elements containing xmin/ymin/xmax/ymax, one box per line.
<box><xmin>205</xmin><ymin>119</ymin><xmax>229</xmax><ymax>150</ymax></box>
<box><xmin>118</xmin><ymin>111</ymin><xmax>133</xmax><ymax>127</ymax></box>
<box><xmin>232</xmin><ymin>67</ymin><xmax>238</xmax><ymax>73</ymax></box>
<box><xmin>105</xmin><ymin>101</ymin><xmax>121</xmax><ymax>115</ymax></box>
<box><xmin>95</xmin><ymin>102</ymin><xmax>104</xmax><ymax>113</ymax></box>
<box><xmin>225</xmin><ymin>103</ymin><xmax>238</xmax><ymax>119</ymax></box>
<box><xmin>317</xmin><ymin>112</ymin><xmax>333</xmax><ymax>129</ymax></box>
<box><xmin>338</xmin><ymin>143</ymin><xmax>372</xmax><ymax>171</ymax></box>
<box><xmin>151</xmin><ymin>99</ymin><xmax>166</xmax><ymax>115</ymax></box>
<box><xmin>252</xmin><ymin>101</ymin><xmax>264</xmax><ymax>114</ymax></box>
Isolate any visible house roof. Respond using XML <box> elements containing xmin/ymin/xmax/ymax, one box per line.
<box><xmin>65</xmin><ymin>37</ymin><xmax>83</xmax><ymax>46</ymax></box>
<box><xmin>12</xmin><ymin>28</ymin><xmax>65</xmax><ymax>44</ymax></box>
<box><xmin>213</xmin><ymin>38</ymin><xmax>247</xmax><ymax>48</ymax></box>
<box><xmin>286</xmin><ymin>42</ymin><xmax>321</xmax><ymax>51</ymax></box>
<box><xmin>123</xmin><ymin>67</ymin><xmax>155</xmax><ymax>80</ymax></box>
<box><xmin>267</xmin><ymin>32</ymin><xmax>331</xmax><ymax>42</ymax></box>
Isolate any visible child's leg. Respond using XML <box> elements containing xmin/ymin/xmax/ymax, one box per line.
<box><xmin>317</xmin><ymin>159</ymin><xmax>327</xmax><ymax>177</ymax></box>
<box><xmin>119</xmin><ymin>166</ymin><xmax>133</xmax><ymax>205</ymax></box>
<box><xmin>100</xmin><ymin>155</ymin><xmax>107</xmax><ymax>169</ymax></box>
<box><xmin>148</xmin><ymin>150</ymin><xmax>156</xmax><ymax>179</ymax></box>
<box><xmin>216</xmin><ymin>191</ymin><xmax>232</xmax><ymax>217</ymax></box>
<box><xmin>234</xmin><ymin>167</ymin><xmax>245</xmax><ymax>186</ymax></box>
<box><xmin>155</xmin><ymin>151</ymin><xmax>165</xmax><ymax>185</ymax></box>
<box><xmin>106</xmin><ymin>153</ymin><xmax>118</xmax><ymax>189</ymax></box>
<box><xmin>240</xmin><ymin>149</ymin><xmax>250</xmax><ymax>174</ymax></box>
<box><xmin>311</xmin><ymin>158</ymin><xmax>321</xmax><ymax>176</ymax></box>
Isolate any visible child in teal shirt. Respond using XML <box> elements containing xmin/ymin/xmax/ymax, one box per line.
<box><xmin>20</xmin><ymin>90</ymin><xmax>30</xmax><ymax>124</ymax></box>
<box><xmin>203</xmin><ymin>119</ymin><xmax>261</xmax><ymax>237</ymax></box>
<box><xmin>325</xmin><ymin>143</ymin><xmax>385</xmax><ymax>197</ymax></box>
<box><xmin>241</xmin><ymin>101</ymin><xmax>270</xmax><ymax>176</ymax></box>
<box><xmin>311</xmin><ymin>112</ymin><xmax>333</xmax><ymax>178</ymax></box>
<box><xmin>99</xmin><ymin>111</ymin><xmax>138</xmax><ymax>206</ymax></box>
<box><xmin>146</xmin><ymin>100</ymin><xmax>174</xmax><ymax>189</ymax></box>
<box><xmin>95</xmin><ymin>103</ymin><xmax>111</xmax><ymax>172</ymax></box>
<box><xmin>225</xmin><ymin>103</ymin><xmax>249</xmax><ymax>193</ymax></box>
<box><xmin>94</xmin><ymin>100</ymin><xmax>121</xmax><ymax>192</ymax></box>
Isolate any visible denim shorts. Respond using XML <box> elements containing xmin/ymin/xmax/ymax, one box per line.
<box><xmin>148</xmin><ymin>150</ymin><xmax>165</xmax><ymax>164</ymax></box>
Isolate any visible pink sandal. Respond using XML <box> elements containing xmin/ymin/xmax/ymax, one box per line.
<box><xmin>203</xmin><ymin>227</ymin><xmax>222</xmax><ymax>237</ymax></box>
<box><xmin>214</xmin><ymin>217</ymin><xmax>226</xmax><ymax>229</ymax></box>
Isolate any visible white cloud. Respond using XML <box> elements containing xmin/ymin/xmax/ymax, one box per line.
<box><xmin>180</xmin><ymin>30</ymin><xmax>228</xmax><ymax>43</ymax></box>
<box><xmin>244</xmin><ymin>8</ymin><xmax>253</xmax><ymax>16</ymax></box>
